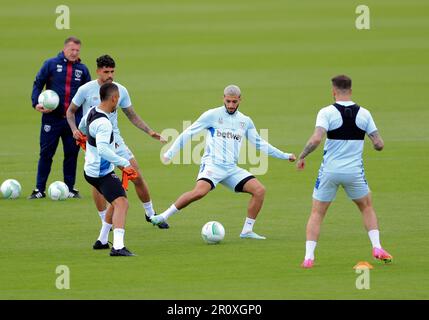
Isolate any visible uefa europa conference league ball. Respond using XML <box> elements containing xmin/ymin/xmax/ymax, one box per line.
<box><xmin>48</xmin><ymin>181</ymin><xmax>69</xmax><ymax>200</ymax></box>
<box><xmin>38</xmin><ymin>90</ymin><xmax>60</xmax><ymax>110</ymax></box>
<box><xmin>1</xmin><ymin>179</ymin><xmax>22</xmax><ymax>199</ymax></box>
<box><xmin>201</xmin><ymin>221</ymin><xmax>225</xmax><ymax>244</ymax></box>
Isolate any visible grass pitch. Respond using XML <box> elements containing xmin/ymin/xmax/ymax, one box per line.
<box><xmin>0</xmin><ymin>0</ymin><xmax>428</xmax><ymax>299</ymax></box>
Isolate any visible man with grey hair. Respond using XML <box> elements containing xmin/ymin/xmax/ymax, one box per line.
<box><xmin>224</xmin><ymin>84</ymin><xmax>241</xmax><ymax>96</ymax></box>
<box><xmin>151</xmin><ymin>85</ymin><xmax>296</xmax><ymax>239</ymax></box>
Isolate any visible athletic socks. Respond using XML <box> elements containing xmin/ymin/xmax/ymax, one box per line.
<box><xmin>241</xmin><ymin>217</ymin><xmax>255</xmax><ymax>234</ymax></box>
<box><xmin>305</xmin><ymin>241</ymin><xmax>317</xmax><ymax>260</ymax></box>
<box><xmin>368</xmin><ymin>229</ymin><xmax>382</xmax><ymax>249</ymax></box>
<box><xmin>98</xmin><ymin>209</ymin><xmax>107</xmax><ymax>223</ymax></box>
<box><xmin>113</xmin><ymin>228</ymin><xmax>125</xmax><ymax>250</ymax></box>
<box><xmin>143</xmin><ymin>201</ymin><xmax>156</xmax><ymax>218</ymax></box>
<box><xmin>302</xmin><ymin>230</ymin><xmax>381</xmax><ymax>261</ymax></box>
<box><xmin>160</xmin><ymin>204</ymin><xmax>179</xmax><ymax>220</ymax></box>
<box><xmin>98</xmin><ymin>220</ymin><xmax>112</xmax><ymax>245</ymax></box>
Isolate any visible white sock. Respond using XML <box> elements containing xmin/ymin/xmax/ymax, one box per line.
<box><xmin>98</xmin><ymin>209</ymin><xmax>107</xmax><ymax>223</ymax></box>
<box><xmin>160</xmin><ymin>204</ymin><xmax>179</xmax><ymax>220</ymax></box>
<box><xmin>143</xmin><ymin>201</ymin><xmax>156</xmax><ymax>218</ymax></box>
<box><xmin>113</xmin><ymin>228</ymin><xmax>125</xmax><ymax>250</ymax></box>
<box><xmin>241</xmin><ymin>217</ymin><xmax>255</xmax><ymax>234</ymax></box>
<box><xmin>97</xmin><ymin>221</ymin><xmax>112</xmax><ymax>245</ymax></box>
<box><xmin>368</xmin><ymin>229</ymin><xmax>382</xmax><ymax>249</ymax></box>
<box><xmin>305</xmin><ymin>241</ymin><xmax>317</xmax><ymax>260</ymax></box>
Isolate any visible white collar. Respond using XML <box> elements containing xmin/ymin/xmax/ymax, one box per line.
<box><xmin>335</xmin><ymin>100</ymin><xmax>355</xmax><ymax>106</ymax></box>
<box><xmin>95</xmin><ymin>106</ymin><xmax>110</xmax><ymax>116</ymax></box>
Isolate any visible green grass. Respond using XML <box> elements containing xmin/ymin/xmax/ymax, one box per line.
<box><xmin>0</xmin><ymin>0</ymin><xmax>428</xmax><ymax>299</ymax></box>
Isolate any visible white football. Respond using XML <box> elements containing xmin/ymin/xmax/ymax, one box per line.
<box><xmin>48</xmin><ymin>181</ymin><xmax>69</xmax><ymax>200</ymax></box>
<box><xmin>201</xmin><ymin>221</ymin><xmax>225</xmax><ymax>244</ymax></box>
<box><xmin>1</xmin><ymin>179</ymin><xmax>22</xmax><ymax>199</ymax></box>
<box><xmin>38</xmin><ymin>90</ymin><xmax>60</xmax><ymax>110</ymax></box>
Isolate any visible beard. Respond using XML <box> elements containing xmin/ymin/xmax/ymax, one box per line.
<box><xmin>224</xmin><ymin>104</ymin><xmax>239</xmax><ymax>115</ymax></box>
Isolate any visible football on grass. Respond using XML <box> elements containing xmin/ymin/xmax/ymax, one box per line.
<box><xmin>201</xmin><ymin>221</ymin><xmax>225</xmax><ymax>244</ymax></box>
<box><xmin>48</xmin><ymin>181</ymin><xmax>69</xmax><ymax>200</ymax></box>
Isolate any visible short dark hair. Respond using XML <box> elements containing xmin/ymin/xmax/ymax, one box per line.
<box><xmin>64</xmin><ymin>36</ymin><xmax>81</xmax><ymax>45</ymax></box>
<box><xmin>96</xmin><ymin>55</ymin><xmax>115</xmax><ymax>69</ymax></box>
<box><xmin>331</xmin><ymin>75</ymin><xmax>352</xmax><ymax>90</ymax></box>
<box><xmin>100</xmin><ymin>83</ymin><xmax>119</xmax><ymax>102</ymax></box>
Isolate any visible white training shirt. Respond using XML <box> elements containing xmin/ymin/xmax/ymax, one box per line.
<box><xmin>72</xmin><ymin>80</ymin><xmax>132</xmax><ymax>145</ymax></box>
<box><xmin>79</xmin><ymin>107</ymin><xmax>130</xmax><ymax>178</ymax></box>
<box><xmin>316</xmin><ymin>101</ymin><xmax>377</xmax><ymax>174</ymax></box>
<box><xmin>164</xmin><ymin>106</ymin><xmax>291</xmax><ymax>166</ymax></box>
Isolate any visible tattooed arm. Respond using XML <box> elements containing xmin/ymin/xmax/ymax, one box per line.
<box><xmin>296</xmin><ymin>126</ymin><xmax>326</xmax><ymax>170</ymax></box>
<box><xmin>121</xmin><ymin>106</ymin><xmax>166</xmax><ymax>143</ymax></box>
<box><xmin>368</xmin><ymin>130</ymin><xmax>384</xmax><ymax>151</ymax></box>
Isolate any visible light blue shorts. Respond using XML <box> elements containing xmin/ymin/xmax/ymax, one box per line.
<box><xmin>197</xmin><ymin>162</ymin><xmax>255</xmax><ymax>192</ymax></box>
<box><xmin>312</xmin><ymin>170</ymin><xmax>370</xmax><ymax>202</ymax></box>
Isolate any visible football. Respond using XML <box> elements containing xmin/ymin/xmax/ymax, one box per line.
<box><xmin>0</xmin><ymin>179</ymin><xmax>22</xmax><ymax>199</ymax></box>
<box><xmin>38</xmin><ymin>90</ymin><xmax>60</xmax><ymax>110</ymax></box>
<box><xmin>201</xmin><ymin>221</ymin><xmax>225</xmax><ymax>244</ymax></box>
<box><xmin>48</xmin><ymin>181</ymin><xmax>69</xmax><ymax>200</ymax></box>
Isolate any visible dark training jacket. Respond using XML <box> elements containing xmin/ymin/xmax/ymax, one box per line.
<box><xmin>31</xmin><ymin>51</ymin><xmax>91</xmax><ymax>120</ymax></box>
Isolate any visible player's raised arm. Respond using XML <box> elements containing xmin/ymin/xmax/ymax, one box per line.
<box><xmin>163</xmin><ymin>110</ymin><xmax>213</xmax><ymax>162</ymax></box>
<box><xmin>121</xmin><ymin>106</ymin><xmax>165</xmax><ymax>143</ymax></box>
<box><xmin>246</xmin><ymin>118</ymin><xmax>296</xmax><ymax>162</ymax></box>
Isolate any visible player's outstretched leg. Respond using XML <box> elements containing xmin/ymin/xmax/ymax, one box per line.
<box><xmin>151</xmin><ymin>180</ymin><xmax>212</xmax><ymax>226</ymax></box>
<box><xmin>239</xmin><ymin>178</ymin><xmax>267</xmax><ymax>240</ymax></box>
<box><xmin>129</xmin><ymin>158</ymin><xmax>169</xmax><ymax>229</ymax></box>
<box><xmin>301</xmin><ymin>200</ymin><xmax>331</xmax><ymax>268</ymax></box>
<box><xmin>353</xmin><ymin>194</ymin><xmax>393</xmax><ymax>263</ymax></box>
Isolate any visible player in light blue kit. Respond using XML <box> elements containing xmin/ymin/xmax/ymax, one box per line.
<box><xmin>151</xmin><ymin>85</ymin><xmax>296</xmax><ymax>239</ymax></box>
<box><xmin>67</xmin><ymin>55</ymin><xmax>169</xmax><ymax>233</ymax></box>
<box><xmin>296</xmin><ymin>75</ymin><xmax>392</xmax><ymax>268</ymax></box>
<box><xmin>80</xmin><ymin>83</ymin><xmax>137</xmax><ymax>256</ymax></box>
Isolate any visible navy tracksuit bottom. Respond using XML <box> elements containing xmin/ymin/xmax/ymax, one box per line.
<box><xmin>36</xmin><ymin>117</ymin><xmax>80</xmax><ymax>192</ymax></box>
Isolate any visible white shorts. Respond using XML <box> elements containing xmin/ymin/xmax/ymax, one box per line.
<box><xmin>115</xmin><ymin>141</ymin><xmax>134</xmax><ymax>161</ymax></box>
<box><xmin>312</xmin><ymin>170</ymin><xmax>370</xmax><ymax>202</ymax></box>
<box><xmin>196</xmin><ymin>162</ymin><xmax>255</xmax><ymax>192</ymax></box>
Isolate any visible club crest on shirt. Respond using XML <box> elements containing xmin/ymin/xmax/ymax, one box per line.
<box><xmin>218</xmin><ymin>117</ymin><xmax>223</xmax><ymax>124</ymax></box>
<box><xmin>74</xmin><ymin>69</ymin><xmax>83</xmax><ymax>81</ymax></box>
<box><xmin>44</xmin><ymin>125</ymin><xmax>51</xmax><ymax>132</ymax></box>
<box><xmin>240</xmin><ymin>121</ymin><xmax>245</xmax><ymax>128</ymax></box>
<box><xmin>56</xmin><ymin>64</ymin><xmax>63</xmax><ymax>73</ymax></box>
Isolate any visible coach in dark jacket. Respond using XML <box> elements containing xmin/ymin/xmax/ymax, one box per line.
<box><xmin>29</xmin><ymin>36</ymin><xmax>91</xmax><ymax>199</ymax></box>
